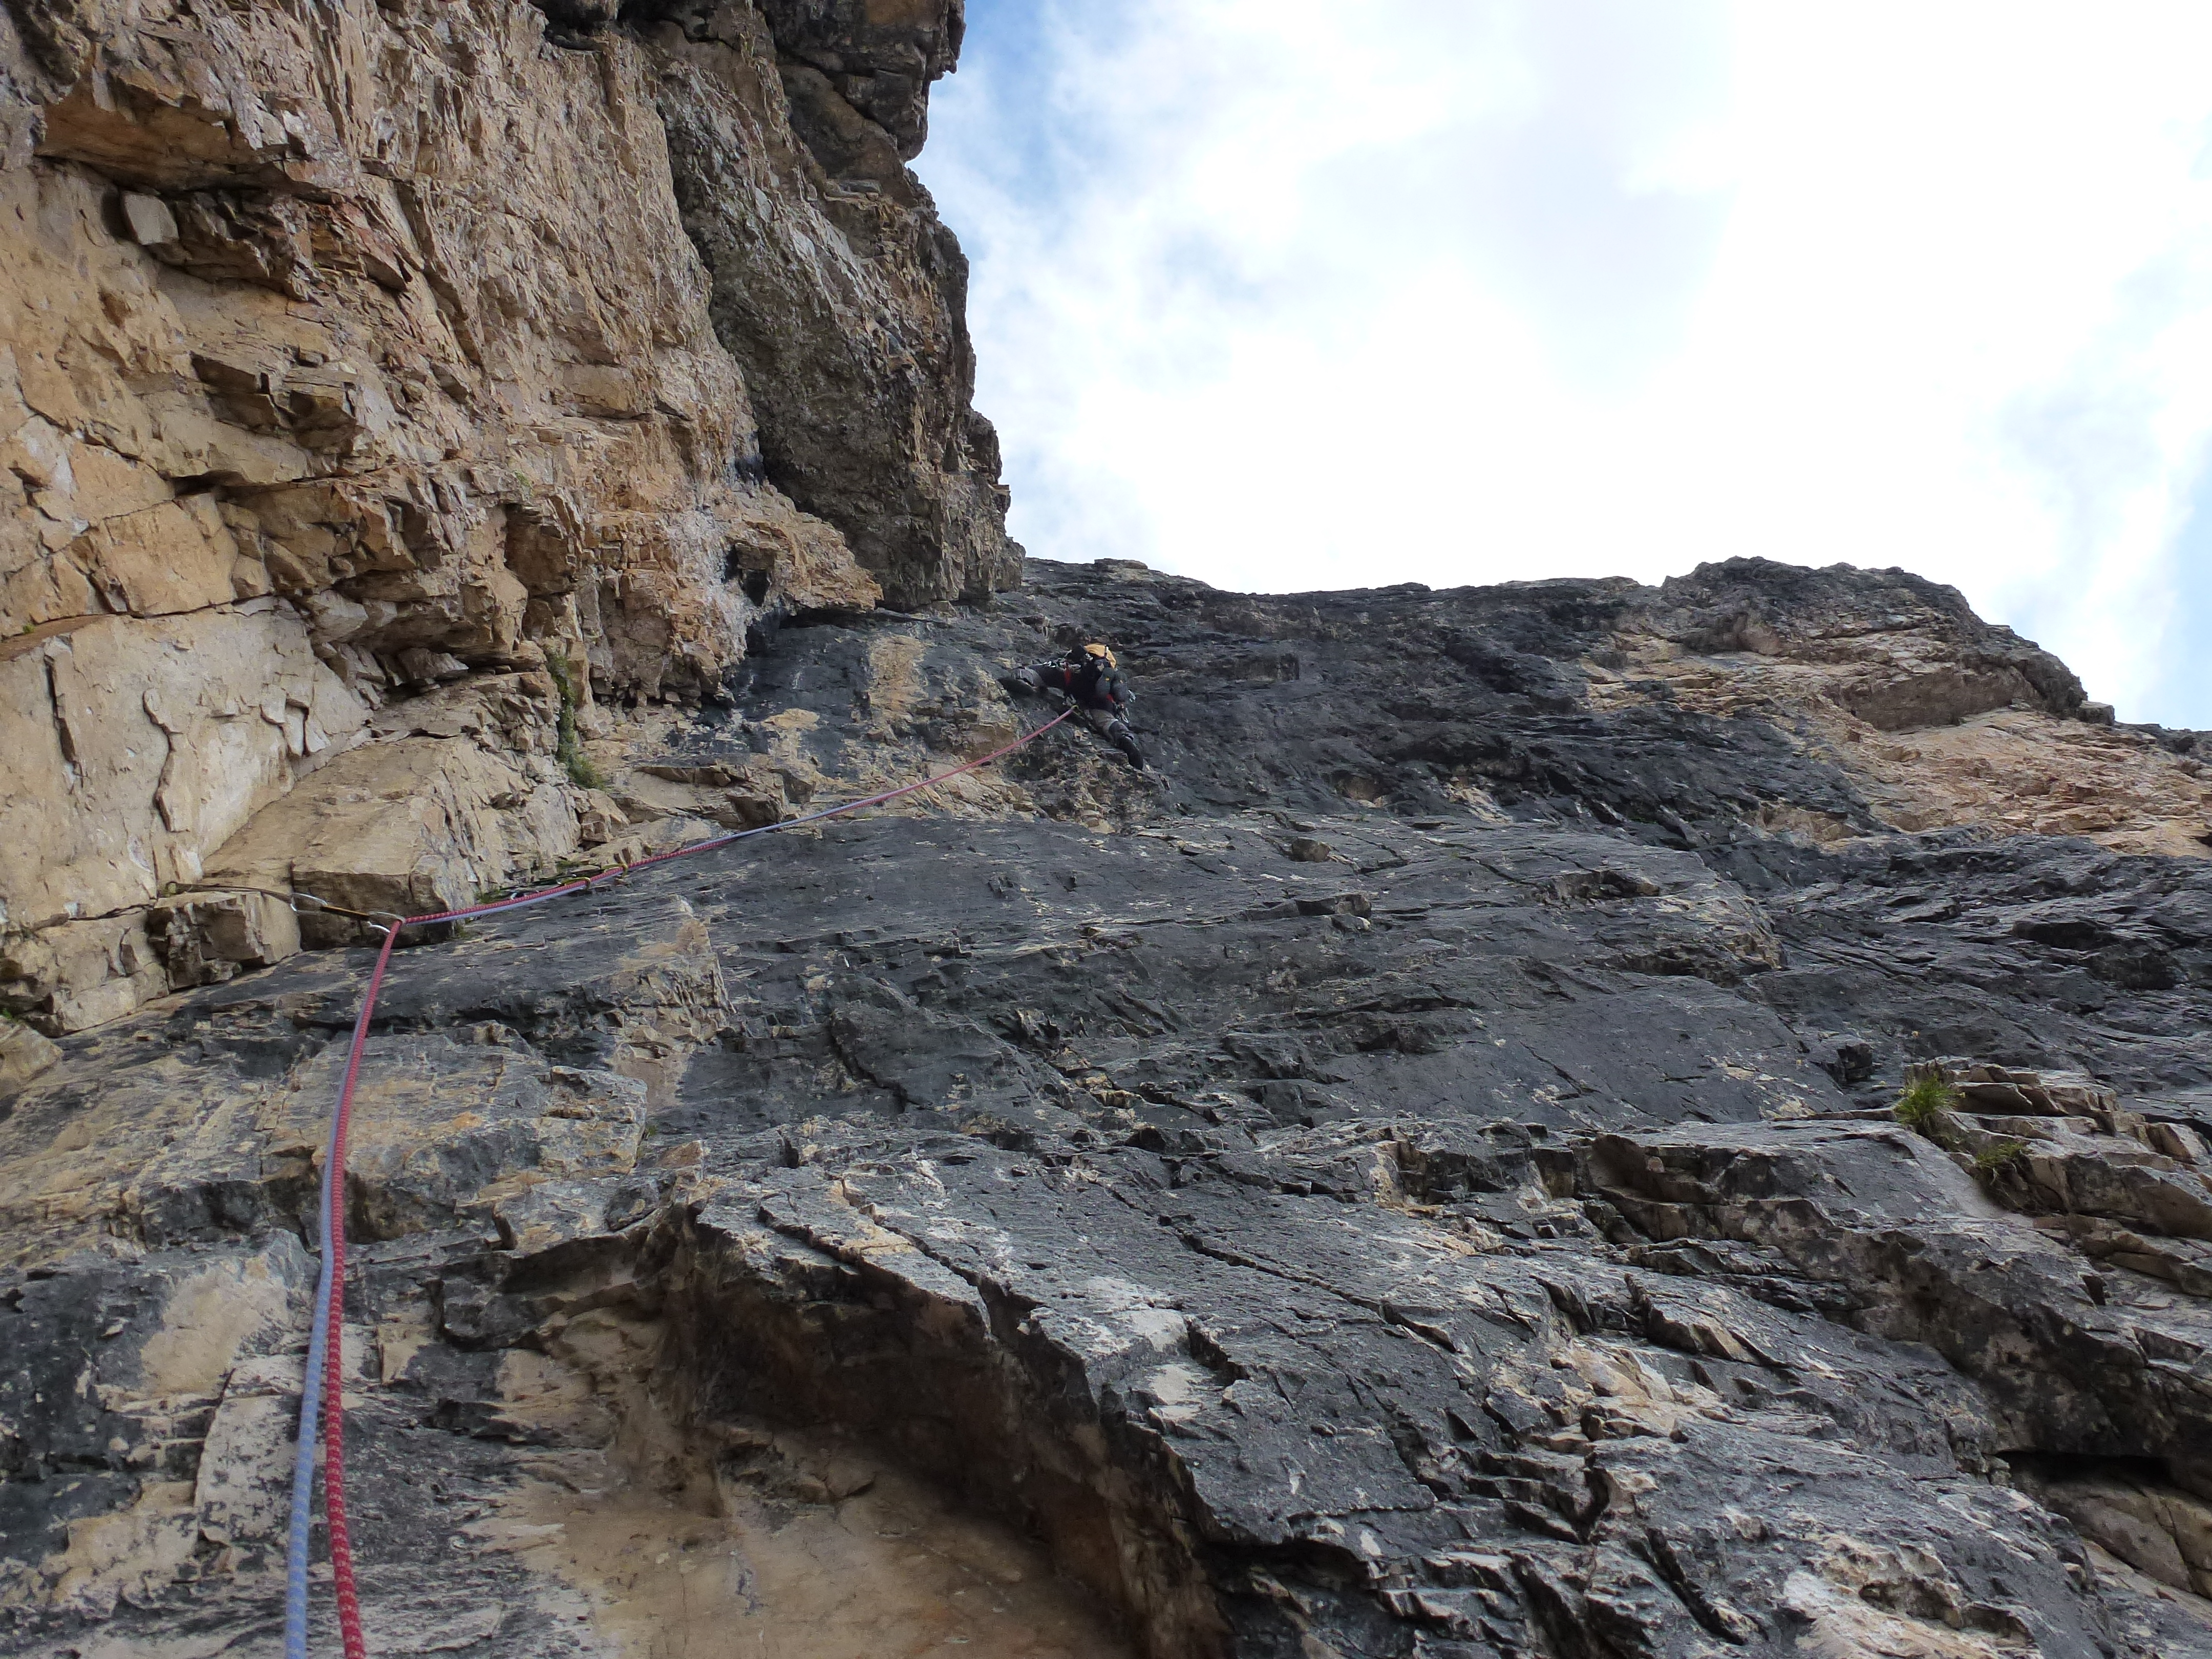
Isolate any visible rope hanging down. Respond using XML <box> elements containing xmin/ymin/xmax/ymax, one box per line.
<box><xmin>281</xmin><ymin>707</ymin><xmax>1072</xmax><ymax>1659</ymax></box>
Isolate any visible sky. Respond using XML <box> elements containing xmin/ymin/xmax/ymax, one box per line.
<box><xmin>914</xmin><ymin>1</ymin><xmax>2212</xmax><ymax>728</ymax></box>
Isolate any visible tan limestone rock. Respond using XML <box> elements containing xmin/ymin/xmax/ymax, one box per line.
<box><xmin>0</xmin><ymin>911</ymin><xmax>167</xmax><ymax>1033</ymax></box>
<box><xmin>2</xmin><ymin>0</ymin><xmax>1004</xmax><ymax>1026</ymax></box>
<box><xmin>144</xmin><ymin>889</ymin><xmax>302</xmax><ymax>991</ymax></box>
<box><xmin>0</xmin><ymin>607</ymin><xmax>366</xmax><ymax>935</ymax></box>
<box><xmin>1588</xmin><ymin>569</ymin><xmax>2212</xmax><ymax>856</ymax></box>
<box><xmin>2026</xmin><ymin>1470</ymin><xmax>2212</xmax><ymax>1598</ymax></box>
<box><xmin>205</xmin><ymin>733</ymin><xmax>577</xmax><ymax>930</ymax></box>
<box><xmin>0</xmin><ymin>1019</ymin><xmax>63</xmax><ymax>1094</ymax></box>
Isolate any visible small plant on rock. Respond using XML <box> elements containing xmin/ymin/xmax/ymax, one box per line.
<box><xmin>545</xmin><ymin>654</ymin><xmax>608</xmax><ymax>791</ymax></box>
<box><xmin>1973</xmin><ymin>1137</ymin><xmax>2032</xmax><ymax>1173</ymax></box>
<box><xmin>1894</xmin><ymin>1071</ymin><xmax>1959</xmax><ymax>1136</ymax></box>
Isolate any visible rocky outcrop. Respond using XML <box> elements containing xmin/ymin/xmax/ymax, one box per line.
<box><xmin>648</xmin><ymin>1</ymin><xmax>1018</xmax><ymax>606</ymax></box>
<box><xmin>5</xmin><ymin>555</ymin><xmax>2211</xmax><ymax>1657</ymax></box>
<box><xmin>1</xmin><ymin>0</ymin><xmax>1013</xmax><ymax>1032</ymax></box>
<box><xmin>4</xmin><ymin>6</ymin><xmax>2211</xmax><ymax>1652</ymax></box>
<box><xmin>1600</xmin><ymin>559</ymin><xmax>2209</xmax><ymax>857</ymax></box>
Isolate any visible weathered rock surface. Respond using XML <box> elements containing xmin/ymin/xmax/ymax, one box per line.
<box><xmin>5</xmin><ymin>554</ymin><xmax>2211</xmax><ymax>1657</ymax></box>
<box><xmin>2</xmin><ymin>0</ymin><xmax>1010</xmax><ymax>1029</ymax></box>
<box><xmin>14</xmin><ymin>5</ymin><xmax>2207</xmax><ymax>1653</ymax></box>
<box><xmin>1595</xmin><ymin>561</ymin><xmax>2211</xmax><ymax>859</ymax></box>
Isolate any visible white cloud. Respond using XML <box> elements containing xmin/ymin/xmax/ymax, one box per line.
<box><xmin>920</xmin><ymin>1</ymin><xmax>2212</xmax><ymax>725</ymax></box>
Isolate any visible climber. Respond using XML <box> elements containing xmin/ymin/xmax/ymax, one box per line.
<box><xmin>1008</xmin><ymin>643</ymin><xmax>1147</xmax><ymax>769</ymax></box>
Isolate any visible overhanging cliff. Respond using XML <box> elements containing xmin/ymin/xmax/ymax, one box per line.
<box><xmin>1</xmin><ymin>0</ymin><xmax>1015</xmax><ymax>1032</ymax></box>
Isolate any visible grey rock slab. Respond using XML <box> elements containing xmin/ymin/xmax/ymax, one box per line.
<box><xmin>8</xmin><ymin>556</ymin><xmax>2212</xmax><ymax>1655</ymax></box>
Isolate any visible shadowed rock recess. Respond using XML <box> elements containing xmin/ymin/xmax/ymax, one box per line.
<box><xmin>8</xmin><ymin>13</ymin><xmax>2212</xmax><ymax>1659</ymax></box>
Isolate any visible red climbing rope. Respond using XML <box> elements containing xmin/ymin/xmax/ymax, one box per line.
<box><xmin>295</xmin><ymin>708</ymin><xmax>1072</xmax><ymax>1655</ymax></box>
<box><xmin>319</xmin><ymin>929</ymin><xmax>389</xmax><ymax>1659</ymax></box>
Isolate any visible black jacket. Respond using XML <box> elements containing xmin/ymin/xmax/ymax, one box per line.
<box><xmin>1034</xmin><ymin>658</ymin><xmax>1131</xmax><ymax>711</ymax></box>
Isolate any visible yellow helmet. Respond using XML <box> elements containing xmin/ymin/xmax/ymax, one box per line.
<box><xmin>1078</xmin><ymin>642</ymin><xmax>1117</xmax><ymax>669</ymax></box>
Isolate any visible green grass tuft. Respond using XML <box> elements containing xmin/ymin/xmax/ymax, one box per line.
<box><xmin>1973</xmin><ymin>1137</ymin><xmax>2032</xmax><ymax>1173</ymax></box>
<box><xmin>1894</xmin><ymin>1071</ymin><xmax>1959</xmax><ymax>1135</ymax></box>
<box><xmin>545</xmin><ymin>654</ymin><xmax>608</xmax><ymax>791</ymax></box>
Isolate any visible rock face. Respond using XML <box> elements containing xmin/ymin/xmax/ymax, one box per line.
<box><xmin>7</xmin><ymin>7</ymin><xmax>2212</xmax><ymax>1655</ymax></box>
<box><xmin>5</xmin><ymin>551</ymin><xmax>2212</xmax><ymax>1658</ymax></box>
<box><xmin>1</xmin><ymin>0</ymin><xmax>1013</xmax><ymax>1031</ymax></box>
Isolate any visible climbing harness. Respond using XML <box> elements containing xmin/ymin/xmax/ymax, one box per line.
<box><xmin>281</xmin><ymin>708</ymin><xmax>1071</xmax><ymax>1659</ymax></box>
